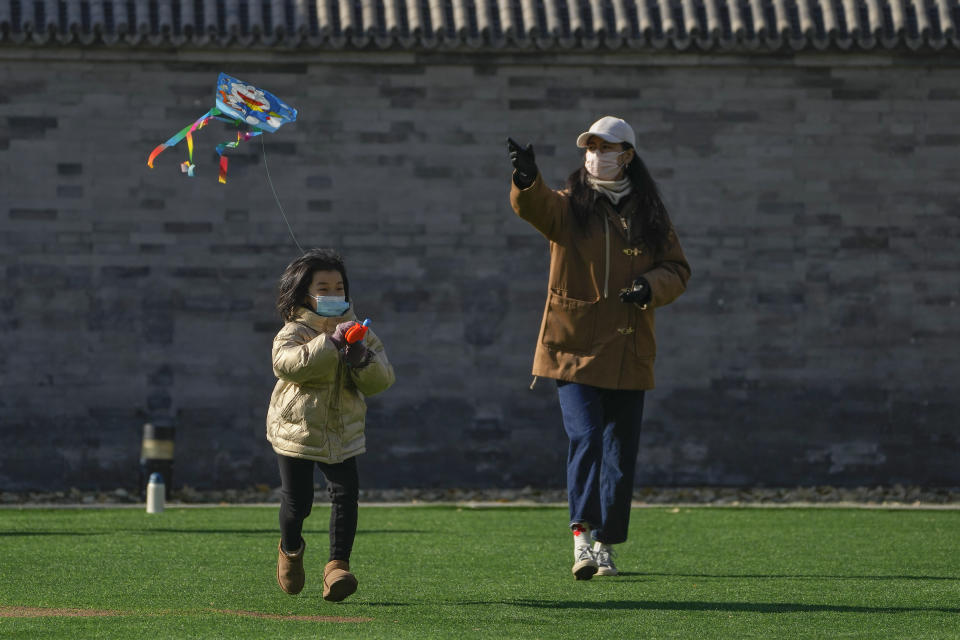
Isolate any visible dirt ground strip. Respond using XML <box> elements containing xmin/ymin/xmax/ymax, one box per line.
<box><xmin>0</xmin><ymin>606</ymin><xmax>125</xmax><ymax>617</ymax></box>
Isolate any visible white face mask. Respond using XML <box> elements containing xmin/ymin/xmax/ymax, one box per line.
<box><xmin>584</xmin><ymin>149</ymin><xmax>627</xmax><ymax>180</ymax></box>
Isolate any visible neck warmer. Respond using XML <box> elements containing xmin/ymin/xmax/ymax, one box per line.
<box><xmin>586</xmin><ymin>175</ymin><xmax>633</xmax><ymax>205</ymax></box>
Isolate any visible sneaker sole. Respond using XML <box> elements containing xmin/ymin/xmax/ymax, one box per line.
<box><xmin>595</xmin><ymin>567</ymin><xmax>618</xmax><ymax>576</ymax></box>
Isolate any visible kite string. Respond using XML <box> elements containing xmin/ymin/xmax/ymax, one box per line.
<box><xmin>261</xmin><ymin>135</ymin><xmax>305</xmax><ymax>254</ymax></box>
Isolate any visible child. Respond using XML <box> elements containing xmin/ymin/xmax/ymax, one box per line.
<box><xmin>266</xmin><ymin>248</ymin><xmax>395</xmax><ymax>601</ymax></box>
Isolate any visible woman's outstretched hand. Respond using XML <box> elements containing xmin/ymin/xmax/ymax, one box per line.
<box><xmin>507</xmin><ymin>137</ymin><xmax>538</xmax><ymax>188</ymax></box>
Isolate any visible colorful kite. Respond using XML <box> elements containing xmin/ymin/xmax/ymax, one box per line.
<box><xmin>147</xmin><ymin>73</ymin><xmax>298</xmax><ymax>184</ymax></box>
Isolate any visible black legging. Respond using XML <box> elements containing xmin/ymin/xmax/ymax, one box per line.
<box><xmin>277</xmin><ymin>454</ymin><xmax>359</xmax><ymax>562</ymax></box>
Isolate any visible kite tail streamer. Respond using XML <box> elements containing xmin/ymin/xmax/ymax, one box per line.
<box><xmin>218</xmin><ymin>156</ymin><xmax>229</xmax><ymax>185</ymax></box>
<box><xmin>215</xmin><ymin>129</ymin><xmax>262</xmax><ymax>184</ymax></box>
<box><xmin>181</xmin><ymin>129</ymin><xmax>196</xmax><ymax>176</ymax></box>
<box><xmin>146</xmin><ymin>108</ymin><xmax>222</xmax><ymax>175</ymax></box>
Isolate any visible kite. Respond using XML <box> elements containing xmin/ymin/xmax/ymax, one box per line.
<box><xmin>146</xmin><ymin>73</ymin><xmax>298</xmax><ymax>184</ymax></box>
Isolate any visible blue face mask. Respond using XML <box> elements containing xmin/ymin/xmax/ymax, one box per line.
<box><xmin>312</xmin><ymin>295</ymin><xmax>350</xmax><ymax>317</ymax></box>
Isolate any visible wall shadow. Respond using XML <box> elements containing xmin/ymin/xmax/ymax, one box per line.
<box><xmin>639</xmin><ymin>572</ymin><xmax>960</xmax><ymax>582</ymax></box>
<box><xmin>464</xmin><ymin>599</ymin><xmax>960</xmax><ymax>615</ymax></box>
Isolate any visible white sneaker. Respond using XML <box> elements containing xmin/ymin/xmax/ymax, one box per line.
<box><xmin>572</xmin><ymin>545</ymin><xmax>598</xmax><ymax>580</ymax></box>
<box><xmin>593</xmin><ymin>544</ymin><xmax>618</xmax><ymax>576</ymax></box>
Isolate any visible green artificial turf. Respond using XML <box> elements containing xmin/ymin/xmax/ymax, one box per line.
<box><xmin>0</xmin><ymin>505</ymin><xmax>958</xmax><ymax>639</ymax></box>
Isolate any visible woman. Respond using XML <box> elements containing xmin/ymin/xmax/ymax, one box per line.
<box><xmin>507</xmin><ymin>116</ymin><xmax>691</xmax><ymax>580</ymax></box>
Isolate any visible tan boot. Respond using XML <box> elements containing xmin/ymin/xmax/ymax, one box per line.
<box><xmin>322</xmin><ymin>560</ymin><xmax>358</xmax><ymax>602</ymax></box>
<box><xmin>276</xmin><ymin>539</ymin><xmax>305</xmax><ymax>595</ymax></box>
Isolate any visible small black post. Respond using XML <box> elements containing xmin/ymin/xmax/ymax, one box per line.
<box><xmin>139</xmin><ymin>420</ymin><xmax>175</xmax><ymax>500</ymax></box>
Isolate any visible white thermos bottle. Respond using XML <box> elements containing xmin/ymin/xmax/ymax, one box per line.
<box><xmin>146</xmin><ymin>472</ymin><xmax>165</xmax><ymax>514</ymax></box>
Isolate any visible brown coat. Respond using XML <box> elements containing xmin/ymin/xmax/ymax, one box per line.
<box><xmin>511</xmin><ymin>174</ymin><xmax>691</xmax><ymax>390</ymax></box>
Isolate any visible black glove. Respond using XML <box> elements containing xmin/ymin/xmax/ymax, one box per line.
<box><xmin>507</xmin><ymin>137</ymin><xmax>538</xmax><ymax>188</ymax></box>
<box><xmin>619</xmin><ymin>277</ymin><xmax>652</xmax><ymax>306</ymax></box>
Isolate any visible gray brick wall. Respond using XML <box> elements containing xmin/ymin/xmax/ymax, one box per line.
<box><xmin>1</xmin><ymin>51</ymin><xmax>958</xmax><ymax>491</ymax></box>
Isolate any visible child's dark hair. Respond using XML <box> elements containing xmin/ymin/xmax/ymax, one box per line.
<box><xmin>276</xmin><ymin>249</ymin><xmax>350</xmax><ymax>322</ymax></box>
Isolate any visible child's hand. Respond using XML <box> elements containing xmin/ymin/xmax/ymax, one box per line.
<box><xmin>343</xmin><ymin>342</ymin><xmax>369</xmax><ymax>368</ymax></box>
<box><xmin>329</xmin><ymin>321</ymin><xmax>358</xmax><ymax>349</ymax></box>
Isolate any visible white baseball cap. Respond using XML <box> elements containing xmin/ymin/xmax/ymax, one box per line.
<box><xmin>576</xmin><ymin>116</ymin><xmax>636</xmax><ymax>149</ymax></box>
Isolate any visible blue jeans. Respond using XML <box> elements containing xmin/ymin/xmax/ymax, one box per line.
<box><xmin>557</xmin><ymin>381</ymin><xmax>645</xmax><ymax>545</ymax></box>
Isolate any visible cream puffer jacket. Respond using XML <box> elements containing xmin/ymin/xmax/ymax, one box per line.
<box><xmin>266</xmin><ymin>306</ymin><xmax>395</xmax><ymax>464</ymax></box>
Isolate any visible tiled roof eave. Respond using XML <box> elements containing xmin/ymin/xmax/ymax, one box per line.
<box><xmin>5</xmin><ymin>34</ymin><xmax>955</xmax><ymax>52</ymax></box>
<box><xmin>2</xmin><ymin>0</ymin><xmax>960</xmax><ymax>53</ymax></box>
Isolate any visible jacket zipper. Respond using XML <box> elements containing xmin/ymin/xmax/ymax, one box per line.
<box><xmin>603</xmin><ymin>215</ymin><xmax>610</xmax><ymax>299</ymax></box>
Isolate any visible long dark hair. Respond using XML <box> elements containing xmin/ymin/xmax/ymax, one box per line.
<box><xmin>566</xmin><ymin>145</ymin><xmax>674</xmax><ymax>256</ymax></box>
<box><xmin>276</xmin><ymin>248</ymin><xmax>350</xmax><ymax>322</ymax></box>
